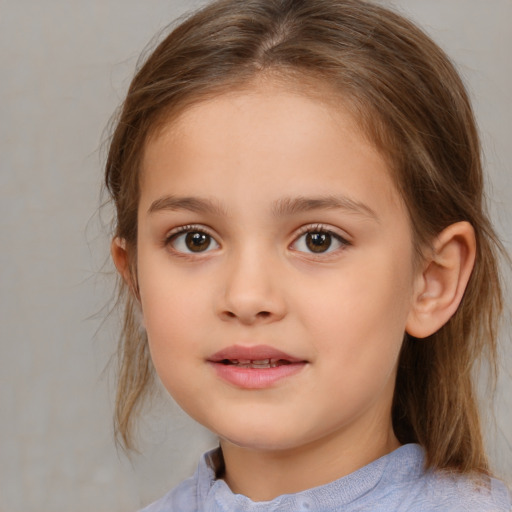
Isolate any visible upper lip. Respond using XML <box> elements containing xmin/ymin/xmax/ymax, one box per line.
<box><xmin>208</xmin><ymin>344</ymin><xmax>305</xmax><ymax>363</ymax></box>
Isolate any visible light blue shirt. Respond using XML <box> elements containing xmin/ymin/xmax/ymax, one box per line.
<box><xmin>139</xmin><ymin>444</ymin><xmax>511</xmax><ymax>511</ymax></box>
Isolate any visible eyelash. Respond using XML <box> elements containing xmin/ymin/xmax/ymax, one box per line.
<box><xmin>164</xmin><ymin>224</ymin><xmax>350</xmax><ymax>256</ymax></box>
<box><xmin>291</xmin><ymin>224</ymin><xmax>351</xmax><ymax>256</ymax></box>
<box><xmin>164</xmin><ymin>224</ymin><xmax>219</xmax><ymax>256</ymax></box>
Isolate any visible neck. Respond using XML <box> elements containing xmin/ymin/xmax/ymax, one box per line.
<box><xmin>219</xmin><ymin>420</ymin><xmax>400</xmax><ymax>502</ymax></box>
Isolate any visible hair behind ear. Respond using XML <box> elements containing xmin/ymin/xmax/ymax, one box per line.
<box><xmin>114</xmin><ymin>291</ymin><xmax>154</xmax><ymax>452</ymax></box>
<box><xmin>393</xmin><ymin>328</ymin><xmax>486</xmax><ymax>472</ymax></box>
<box><xmin>111</xmin><ymin>238</ymin><xmax>152</xmax><ymax>450</ymax></box>
<box><xmin>393</xmin><ymin>221</ymin><xmax>504</xmax><ymax>474</ymax></box>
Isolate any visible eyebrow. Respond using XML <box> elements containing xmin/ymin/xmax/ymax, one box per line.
<box><xmin>148</xmin><ymin>195</ymin><xmax>227</xmax><ymax>216</ymax></box>
<box><xmin>272</xmin><ymin>195</ymin><xmax>378</xmax><ymax>221</ymax></box>
<box><xmin>148</xmin><ymin>194</ymin><xmax>378</xmax><ymax>221</ymax></box>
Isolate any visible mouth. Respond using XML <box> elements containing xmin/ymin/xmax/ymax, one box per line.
<box><xmin>208</xmin><ymin>345</ymin><xmax>305</xmax><ymax>366</ymax></box>
<box><xmin>218</xmin><ymin>358</ymin><xmax>294</xmax><ymax>369</ymax></box>
<box><xmin>208</xmin><ymin>345</ymin><xmax>307</xmax><ymax>389</ymax></box>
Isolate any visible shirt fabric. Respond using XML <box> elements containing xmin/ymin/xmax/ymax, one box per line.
<box><xmin>139</xmin><ymin>444</ymin><xmax>511</xmax><ymax>511</ymax></box>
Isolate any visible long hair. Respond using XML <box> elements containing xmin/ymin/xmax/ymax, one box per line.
<box><xmin>105</xmin><ymin>0</ymin><xmax>504</xmax><ymax>472</ymax></box>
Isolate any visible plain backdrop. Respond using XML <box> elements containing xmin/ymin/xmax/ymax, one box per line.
<box><xmin>1</xmin><ymin>1</ymin><xmax>510</xmax><ymax>511</ymax></box>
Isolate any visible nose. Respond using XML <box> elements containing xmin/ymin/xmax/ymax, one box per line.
<box><xmin>216</xmin><ymin>246</ymin><xmax>287</xmax><ymax>325</ymax></box>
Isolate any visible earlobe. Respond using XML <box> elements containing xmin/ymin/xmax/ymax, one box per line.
<box><xmin>111</xmin><ymin>237</ymin><xmax>133</xmax><ymax>288</ymax></box>
<box><xmin>406</xmin><ymin>222</ymin><xmax>476</xmax><ymax>338</ymax></box>
<box><xmin>111</xmin><ymin>238</ymin><xmax>144</xmax><ymax>330</ymax></box>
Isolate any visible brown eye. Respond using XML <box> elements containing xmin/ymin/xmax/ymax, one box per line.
<box><xmin>305</xmin><ymin>232</ymin><xmax>332</xmax><ymax>253</ymax></box>
<box><xmin>291</xmin><ymin>228</ymin><xmax>348</xmax><ymax>255</ymax></box>
<box><xmin>168</xmin><ymin>229</ymin><xmax>219</xmax><ymax>254</ymax></box>
<box><xmin>185</xmin><ymin>232</ymin><xmax>211</xmax><ymax>252</ymax></box>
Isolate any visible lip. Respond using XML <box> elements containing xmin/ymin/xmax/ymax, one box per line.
<box><xmin>208</xmin><ymin>344</ymin><xmax>307</xmax><ymax>389</ymax></box>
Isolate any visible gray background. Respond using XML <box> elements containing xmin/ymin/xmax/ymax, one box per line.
<box><xmin>1</xmin><ymin>1</ymin><xmax>510</xmax><ymax>511</ymax></box>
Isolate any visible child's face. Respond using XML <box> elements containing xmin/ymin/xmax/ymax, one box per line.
<box><xmin>135</xmin><ymin>82</ymin><xmax>420</xmax><ymax>455</ymax></box>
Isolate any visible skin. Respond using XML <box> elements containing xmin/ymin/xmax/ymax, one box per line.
<box><xmin>113</xmin><ymin>81</ymin><xmax>476</xmax><ymax>501</ymax></box>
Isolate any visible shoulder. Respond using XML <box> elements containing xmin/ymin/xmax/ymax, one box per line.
<box><xmin>137</xmin><ymin>449</ymin><xmax>219</xmax><ymax>512</ymax></box>
<box><xmin>369</xmin><ymin>445</ymin><xmax>511</xmax><ymax>512</ymax></box>
<box><xmin>393</xmin><ymin>462</ymin><xmax>511</xmax><ymax>511</ymax></box>
<box><xmin>138</xmin><ymin>475</ymin><xmax>198</xmax><ymax>512</ymax></box>
<box><xmin>414</xmin><ymin>471</ymin><xmax>511</xmax><ymax>512</ymax></box>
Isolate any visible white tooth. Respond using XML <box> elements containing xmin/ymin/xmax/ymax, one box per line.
<box><xmin>252</xmin><ymin>360</ymin><xmax>271</xmax><ymax>369</ymax></box>
<box><xmin>230</xmin><ymin>358</ymin><xmax>278</xmax><ymax>368</ymax></box>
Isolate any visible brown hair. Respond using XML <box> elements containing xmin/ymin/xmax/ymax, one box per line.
<box><xmin>105</xmin><ymin>0</ymin><xmax>505</xmax><ymax>472</ymax></box>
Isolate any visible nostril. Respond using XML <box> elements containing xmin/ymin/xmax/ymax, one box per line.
<box><xmin>222</xmin><ymin>310</ymin><xmax>271</xmax><ymax>321</ymax></box>
<box><xmin>219</xmin><ymin>306</ymin><xmax>284</xmax><ymax>324</ymax></box>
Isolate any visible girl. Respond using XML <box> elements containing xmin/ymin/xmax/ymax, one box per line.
<box><xmin>105</xmin><ymin>0</ymin><xmax>511</xmax><ymax>510</ymax></box>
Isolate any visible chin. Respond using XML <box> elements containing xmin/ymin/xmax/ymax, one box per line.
<box><xmin>211</xmin><ymin>418</ymin><xmax>313</xmax><ymax>453</ymax></box>
<box><xmin>220</xmin><ymin>432</ymin><xmax>302</xmax><ymax>453</ymax></box>
<box><xmin>181</xmin><ymin>398</ymin><xmax>320</xmax><ymax>453</ymax></box>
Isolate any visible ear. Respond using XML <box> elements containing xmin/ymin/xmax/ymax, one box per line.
<box><xmin>111</xmin><ymin>237</ymin><xmax>135</xmax><ymax>290</ymax></box>
<box><xmin>406</xmin><ymin>221</ymin><xmax>476</xmax><ymax>338</ymax></box>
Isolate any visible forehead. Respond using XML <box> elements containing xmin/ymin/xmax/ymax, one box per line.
<box><xmin>140</xmin><ymin>80</ymin><xmax>405</xmax><ymax>220</ymax></box>
<box><xmin>144</xmin><ymin>74</ymin><xmax>379</xmax><ymax>165</ymax></box>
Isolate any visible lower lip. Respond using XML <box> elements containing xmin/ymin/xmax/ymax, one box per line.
<box><xmin>209</xmin><ymin>362</ymin><xmax>306</xmax><ymax>389</ymax></box>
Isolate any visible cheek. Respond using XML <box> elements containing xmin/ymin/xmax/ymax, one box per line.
<box><xmin>137</xmin><ymin>258</ymin><xmax>205</xmax><ymax>361</ymax></box>
<box><xmin>298</xmin><ymin>252</ymin><xmax>414</xmax><ymax>360</ymax></box>
<box><xmin>137</xmin><ymin>270</ymin><xmax>216</xmax><ymax>419</ymax></box>
<box><xmin>140</xmin><ymin>282</ymin><xmax>208</xmax><ymax>411</ymax></box>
